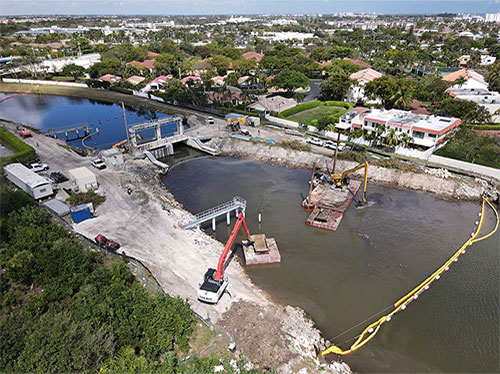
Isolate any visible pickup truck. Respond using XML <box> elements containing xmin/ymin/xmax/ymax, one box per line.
<box><xmin>29</xmin><ymin>162</ymin><xmax>49</xmax><ymax>172</ymax></box>
<box><xmin>95</xmin><ymin>234</ymin><xmax>120</xmax><ymax>251</ymax></box>
<box><xmin>91</xmin><ymin>158</ymin><xmax>106</xmax><ymax>169</ymax></box>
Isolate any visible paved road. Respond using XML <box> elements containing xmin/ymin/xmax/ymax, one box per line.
<box><xmin>302</xmin><ymin>79</ymin><xmax>323</xmax><ymax>102</ymax></box>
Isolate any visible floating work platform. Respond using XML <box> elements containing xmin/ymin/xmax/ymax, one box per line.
<box><xmin>242</xmin><ymin>234</ymin><xmax>281</xmax><ymax>265</ymax></box>
<box><xmin>305</xmin><ymin>180</ymin><xmax>362</xmax><ymax>231</ymax></box>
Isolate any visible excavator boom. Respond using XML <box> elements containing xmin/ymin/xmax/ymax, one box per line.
<box><xmin>214</xmin><ymin>212</ymin><xmax>251</xmax><ymax>281</ymax></box>
<box><xmin>330</xmin><ymin>161</ymin><xmax>369</xmax><ymax>204</ymax></box>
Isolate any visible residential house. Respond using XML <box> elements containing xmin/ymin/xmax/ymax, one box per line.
<box><xmin>242</xmin><ymin>51</ymin><xmax>263</xmax><ymax>63</ymax></box>
<box><xmin>98</xmin><ymin>74</ymin><xmax>121</xmax><ymax>84</ymax></box>
<box><xmin>126</xmin><ymin>75</ymin><xmax>146</xmax><ymax>86</ymax></box>
<box><xmin>344</xmin><ymin>58</ymin><xmax>371</xmax><ymax>69</ymax></box>
<box><xmin>337</xmin><ymin>108</ymin><xmax>461</xmax><ymax>149</ymax></box>
<box><xmin>446</xmin><ymin>87</ymin><xmax>500</xmax><ymax>122</ymax></box>
<box><xmin>347</xmin><ymin>68</ymin><xmax>383</xmax><ymax>103</ymax></box>
<box><xmin>207</xmin><ymin>86</ymin><xmax>244</xmax><ymax>105</ymax></box>
<box><xmin>144</xmin><ymin>75</ymin><xmax>173</xmax><ymax>91</ymax></box>
<box><xmin>442</xmin><ymin>69</ymin><xmax>488</xmax><ymax>90</ymax></box>
<box><xmin>181</xmin><ymin>75</ymin><xmax>202</xmax><ymax>85</ymax></box>
<box><xmin>248</xmin><ymin>95</ymin><xmax>297</xmax><ymax>114</ymax></box>
<box><xmin>127</xmin><ymin>58</ymin><xmax>156</xmax><ymax>73</ymax></box>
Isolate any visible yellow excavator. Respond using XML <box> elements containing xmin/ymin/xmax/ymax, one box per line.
<box><xmin>330</xmin><ymin>161</ymin><xmax>368</xmax><ymax>204</ymax></box>
<box><xmin>112</xmin><ymin>134</ymin><xmax>143</xmax><ymax>151</ymax></box>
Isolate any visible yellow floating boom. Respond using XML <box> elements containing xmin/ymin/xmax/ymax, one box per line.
<box><xmin>322</xmin><ymin>196</ymin><xmax>499</xmax><ymax>356</ymax></box>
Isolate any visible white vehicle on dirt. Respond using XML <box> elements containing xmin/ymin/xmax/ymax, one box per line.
<box><xmin>91</xmin><ymin>158</ymin><xmax>106</xmax><ymax>169</ymax></box>
<box><xmin>306</xmin><ymin>137</ymin><xmax>324</xmax><ymax>146</ymax></box>
<box><xmin>28</xmin><ymin>162</ymin><xmax>49</xmax><ymax>172</ymax></box>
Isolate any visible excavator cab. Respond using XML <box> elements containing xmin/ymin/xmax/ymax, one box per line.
<box><xmin>198</xmin><ymin>268</ymin><xmax>228</xmax><ymax>304</ymax></box>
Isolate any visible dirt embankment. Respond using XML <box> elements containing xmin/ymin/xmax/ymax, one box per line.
<box><xmin>220</xmin><ymin>138</ymin><xmax>499</xmax><ymax>202</ymax></box>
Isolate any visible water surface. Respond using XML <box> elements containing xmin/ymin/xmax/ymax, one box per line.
<box><xmin>163</xmin><ymin>155</ymin><xmax>499</xmax><ymax>373</ymax></box>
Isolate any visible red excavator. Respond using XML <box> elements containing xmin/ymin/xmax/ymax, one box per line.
<box><xmin>198</xmin><ymin>212</ymin><xmax>254</xmax><ymax>304</ymax></box>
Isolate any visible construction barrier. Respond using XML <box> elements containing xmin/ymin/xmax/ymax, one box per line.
<box><xmin>322</xmin><ymin>197</ymin><xmax>499</xmax><ymax>356</ymax></box>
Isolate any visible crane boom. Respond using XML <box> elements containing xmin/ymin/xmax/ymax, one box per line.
<box><xmin>215</xmin><ymin>212</ymin><xmax>252</xmax><ymax>281</ymax></box>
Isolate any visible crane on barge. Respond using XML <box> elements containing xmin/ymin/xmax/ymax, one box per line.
<box><xmin>198</xmin><ymin>212</ymin><xmax>254</xmax><ymax>304</ymax></box>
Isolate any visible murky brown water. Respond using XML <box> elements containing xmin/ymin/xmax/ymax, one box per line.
<box><xmin>164</xmin><ymin>153</ymin><xmax>499</xmax><ymax>373</ymax></box>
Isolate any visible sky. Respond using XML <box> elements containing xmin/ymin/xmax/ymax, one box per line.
<box><xmin>0</xmin><ymin>0</ymin><xmax>499</xmax><ymax>16</ymax></box>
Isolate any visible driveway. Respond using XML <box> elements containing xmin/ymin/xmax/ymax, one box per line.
<box><xmin>302</xmin><ymin>79</ymin><xmax>323</xmax><ymax>102</ymax></box>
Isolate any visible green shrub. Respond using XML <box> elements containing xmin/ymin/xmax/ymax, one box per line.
<box><xmin>435</xmin><ymin>128</ymin><xmax>500</xmax><ymax>168</ymax></box>
<box><xmin>66</xmin><ymin>191</ymin><xmax>106</xmax><ymax>208</ymax></box>
<box><xmin>324</xmin><ymin>100</ymin><xmax>353</xmax><ymax>109</ymax></box>
<box><xmin>281</xmin><ymin>140</ymin><xmax>311</xmax><ymax>152</ymax></box>
<box><xmin>473</xmin><ymin>124</ymin><xmax>500</xmax><ymax>131</ymax></box>
<box><xmin>279</xmin><ymin>100</ymin><xmax>321</xmax><ymax>118</ymax></box>
<box><xmin>109</xmin><ymin>86</ymin><xmax>133</xmax><ymax>95</ymax></box>
<box><xmin>0</xmin><ymin>127</ymin><xmax>37</xmax><ymax>168</ymax></box>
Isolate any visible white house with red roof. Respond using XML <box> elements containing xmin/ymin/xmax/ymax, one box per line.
<box><xmin>98</xmin><ymin>74</ymin><xmax>121</xmax><ymax>84</ymax></box>
<box><xmin>347</xmin><ymin>68</ymin><xmax>383</xmax><ymax>103</ymax></box>
<box><xmin>442</xmin><ymin>69</ymin><xmax>488</xmax><ymax>90</ymax></box>
<box><xmin>338</xmin><ymin>107</ymin><xmax>461</xmax><ymax>148</ymax></box>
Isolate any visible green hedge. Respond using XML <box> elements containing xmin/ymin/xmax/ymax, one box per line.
<box><xmin>109</xmin><ymin>86</ymin><xmax>133</xmax><ymax>95</ymax></box>
<box><xmin>279</xmin><ymin>101</ymin><xmax>321</xmax><ymax>118</ymax></box>
<box><xmin>474</xmin><ymin>124</ymin><xmax>500</xmax><ymax>131</ymax></box>
<box><xmin>0</xmin><ymin>127</ymin><xmax>36</xmax><ymax>168</ymax></box>
<box><xmin>324</xmin><ymin>100</ymin><xmax>353</xmax><ymax>109</ymax></box>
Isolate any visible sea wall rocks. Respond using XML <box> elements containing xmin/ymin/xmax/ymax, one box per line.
<box><xmin>220</xmin><ymin>138</ymin><xmax>498</xmax><ymax>202</ymax></box>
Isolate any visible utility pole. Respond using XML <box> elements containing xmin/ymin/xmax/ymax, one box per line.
<box><xmin>332</xmin><ymin>130</ymin><xmax>341</xmax><ymax>174</ymax></box>
<box><xmin>121</xmin><ymin>102</ymin><xmax>131</xmax><ymax>150</ymax></box>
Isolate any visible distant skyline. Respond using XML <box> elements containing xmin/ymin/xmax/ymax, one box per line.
<box><xmin>1</xmin><ymin>0</ymin><xmax>499</xmax><ymax>16</ymax></box>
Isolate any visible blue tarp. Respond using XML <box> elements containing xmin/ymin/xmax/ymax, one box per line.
<box><xmin>70</xmin><ymin>204</ymin><xmax>91</xmax><ymax>223</ymax></box>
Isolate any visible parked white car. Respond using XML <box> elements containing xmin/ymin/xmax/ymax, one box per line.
<box><xmin>91</xmin><ymin>158</ymin><xmax>106</xmax><ymax>170</ymax></box>
<box><xmin>206</xmin><ymin>116</ymin><xmax>215</xmax><ymax>125</ymax></box>
<box><xmin>306</xmin><ymin>137</ymin><xmax>324</xmax><ymax>146</ymax></box>
<box><xmin>324</xmin><ymin>140</ymin><xmax>337</xmax><ymax>150</ymax></box>
<box><xmin>28</xmin><ymin>162</ymin><xmax>49</xmax><ymax>172</ymax></box>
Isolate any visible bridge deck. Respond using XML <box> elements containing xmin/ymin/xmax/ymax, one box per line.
<box><xmin>184</xmin><ymin>196</ymin><xmax>246</xmax><ymax>229</ymax></box>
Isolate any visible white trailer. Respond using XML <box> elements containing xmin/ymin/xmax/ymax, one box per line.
<box><xmin>4</xmin><ymin>163</ymin><xmax>53</xmax><ymax>200</ymax></box>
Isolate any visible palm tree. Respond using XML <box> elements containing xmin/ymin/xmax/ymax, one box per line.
<box><xmin>454</xmin><ymin>76</ymin><xmax>467</xmax><ymax>88</ymax></box>
<box><xmin>399</xmin><ymin>133</ymin><xmax>413</xmax><ymax>148</ymax></box>
<box><xmin>391</xmin><ymin>86</ymin><xmax>413</xmax><ymax>109</ymax></box>
<box><xmin>384</xmin><ymin>128</ymin><xmax>400</xmax><ymax>148</ymax></box>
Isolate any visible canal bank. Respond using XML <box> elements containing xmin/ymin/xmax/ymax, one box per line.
<box><xmin>219</xmin><ymin>137</ymin><xmax>499</xmax><ymax>202</ymax></box>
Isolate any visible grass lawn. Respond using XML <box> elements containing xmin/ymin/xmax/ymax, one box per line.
<box><xmin>288</xmin><ymin>105</ymin><xmax>344</xmax><ymax>125</ymax></box>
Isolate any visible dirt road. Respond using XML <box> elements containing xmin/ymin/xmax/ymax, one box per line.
<box><xmin>1</xmin><ymin>121</ymin><xmax>347</xmax><ymax>373</ymax></box>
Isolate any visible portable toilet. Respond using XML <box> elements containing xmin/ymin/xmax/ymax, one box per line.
<box><xmin>70</xmin><ymin>204</ymin><xmax>92</xmax><ymax>223</ymax></box>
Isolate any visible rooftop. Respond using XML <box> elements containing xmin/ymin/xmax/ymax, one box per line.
<box><xmin>4</xmin><ymin>163</ymin><xmax>50</xmax><ymax>189</ymax></box>
<box><xmin>363</xmin><ymin>108</ymin><xmax>460</xmax><ymax>134</ymax></box>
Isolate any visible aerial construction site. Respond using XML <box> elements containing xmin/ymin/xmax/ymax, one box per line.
<box><xmin>1</xmin><ymin>94</ymin><xmax>499</xmax><ymax>373</ymax></box>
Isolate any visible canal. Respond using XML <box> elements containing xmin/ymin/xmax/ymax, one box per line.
<box><xmin>163</xmin><ymin>155</ymin><xmax>499</xmax><ymax>373</ymax></box>
<box><xmin>0</xmin><ymin>93</ymin><xmax>180</xmax><ymax>150</ymax></box>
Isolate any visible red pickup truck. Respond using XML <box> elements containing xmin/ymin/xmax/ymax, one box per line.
<box><xmin>95</xmin><ymin>234</ymin><xmax>120</xmax><ymax>251</ymax></box>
